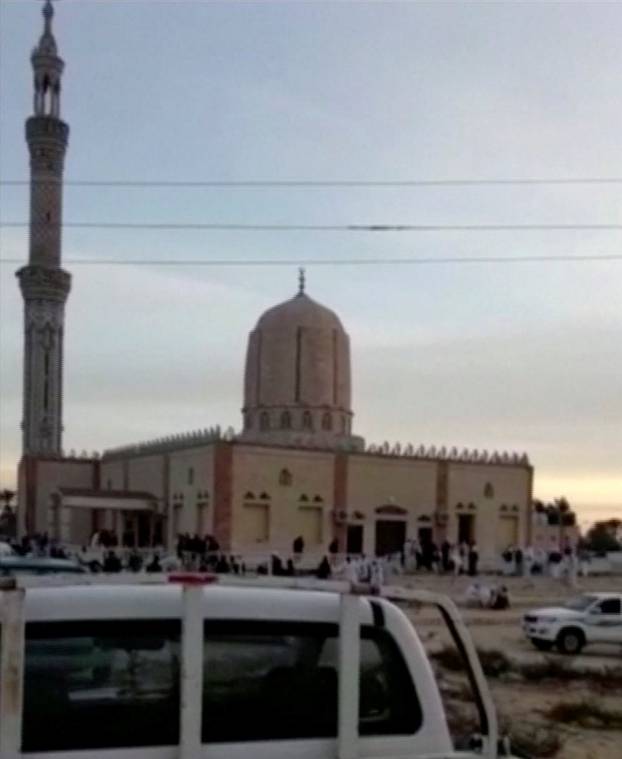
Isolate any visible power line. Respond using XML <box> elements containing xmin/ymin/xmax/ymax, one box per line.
<box><xmin>2</xmin><ymin>177</ymin><xmax>622</xmax><ymax>188</ymax></box>
<box><xmin>2</xmin><ymin>222</ymin><xmax>621</xmax><ymax>232</ymax></box>
<box><xmin>1</xmin><ymin>254</ymin><xmax>620</xmax><ymax>267</ymax></box>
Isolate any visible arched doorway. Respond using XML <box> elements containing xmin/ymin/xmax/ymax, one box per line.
<box><xmin>374</xmin><ymin>504</ymin><xmax>408</xmax><ymax>556</ymax></box>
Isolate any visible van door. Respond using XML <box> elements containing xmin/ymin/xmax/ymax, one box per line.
<box><xmin>588</xmin><ymin>597</ymin><xmax>622</xmax><ymax>644</ymax></box>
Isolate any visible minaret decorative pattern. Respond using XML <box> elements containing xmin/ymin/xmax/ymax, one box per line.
<box><xmin>16</xmin><ymin>0</ymin><xmax>71</xmax><ymax>456</ymax></box>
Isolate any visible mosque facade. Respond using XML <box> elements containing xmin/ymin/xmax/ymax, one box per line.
<box><xmin>16</xmin><ymin>4</ymin><xmax>534</xmax><ymax>567</ymax></box>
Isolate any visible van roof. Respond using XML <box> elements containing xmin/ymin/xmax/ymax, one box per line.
<box><xmin>0</xmin><ymin>556</ymin><xmax>85</xmax><ymax>571</ymax></box>
<box><xmin>5</xmin><ymin>584</ymin><xmax>377</xmax><ymax>625</ymax></box>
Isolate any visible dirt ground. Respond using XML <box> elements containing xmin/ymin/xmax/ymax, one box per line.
<box><xmin>395</xmin><ymin>573</ymin><xmax>622</xmax><ymax>758</ymax></box>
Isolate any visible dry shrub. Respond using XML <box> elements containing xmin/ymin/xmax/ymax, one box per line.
<box><xmin>509</xmin><ymin>725</ymin><xmax>563</xmax><ymax>758</ymax></box>
<box><xmin>546</xmin><ymin>700</ymin><xmax>622</xmax><ymax>730</ymax></box>
<box><xmin>431</xmin><ymin>645</ymin><xmax>512</xmax><ymax>678</ymax></box>
<box><xmin>520</xmin><ymin>660</ymin><xmax>622</xmax><ymax>691</ymax></box>
<box><xmin>430</xmin><ymin>645</ymin><xmax>464</xmax><ymax>672</ymax></box>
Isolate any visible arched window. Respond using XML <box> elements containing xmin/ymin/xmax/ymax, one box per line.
<box><xmin>259</xmin><ymin>411</ymin><xmax>270</xmax><ymax>431</ymax></box>
<box><xmin>341</xmin><ymin>415</ymin><xmax>347</xmax><ymax>434</ymax></box>
<box><xmin>279</xmin><ymin>468</ymin><xmax>292</xmax><ymax>486</ymax></box>
<box><xmin>321</xmin><ymin>412</ymin><xmax>332</xmax><ymax>431</ymax></box>
<box><xmin>484</xmin><ymin>482</ymin><xmax>494</xmax><ymax>499</ymax></box>
<box><xmin>302</xmin><ymin>410</ymin><xmax>313</xmax><ymax>430</ymax></box>
<box><xmin>281</xmin><ymin>411</ymin><xmax>292</xmax><ymax>430</ymax></box>
<box><xmin>244</xmin><ymin>412</ymin><xmax>253</xmax><ymax>430</ymax></box>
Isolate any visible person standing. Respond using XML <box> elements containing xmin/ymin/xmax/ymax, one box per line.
<box><xmin>343</xmin><ymin>556</ymin><xmax>359</xmax><ymax>583</ymax></box>
<box><xmin>451</xmin><ymin>545</ymin><xmax>462</xmax><ymax>577</ymax></box>
<box><xmin>316</xmin><ymin>555</ymin><xmax>331</xmax><ymax>579</ymax></box>
<box><xmin>293</xmin><ymin>535</ymin><xmax>304</xmax><ymax>556</ymax></box>
<box><xmin>468</xmin><ymin>542</ymin><xmax>479</xmax><ymax>576</ymax></box>
<box><xmin>370</xmin><ymin>559</ymin><xmax>385</xmax><ymax>594</ymax></box>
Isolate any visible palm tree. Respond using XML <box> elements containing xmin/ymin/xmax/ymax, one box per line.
<box><xmin>0</xmin><ymin>489</ymin><xmax>16</xmax><ymax>539</ymax></box>
<box><xmin>0</xmin><ymin>489</ymin><xmax>15</xmax><ymax>510</ymax></box>
<box><xmin>554</xmin><ymin>497</ymin><xmax>571</xmax><ymax>546</ymax></box>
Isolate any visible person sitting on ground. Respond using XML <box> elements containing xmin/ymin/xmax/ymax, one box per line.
<box><xmin>216</xmin><ymin>553</ymin><xmax>231</xmax><ymax>574</ymax></box>
<box><xmin>103</xmin><ymin>549</ymin><xmax>122</xmax><ymax>573</ymax></box>
<box><xmin>145</xmin><ymin>554</ymin><xmax>162</xmax><ymax>573</ymax></box>
<box><xmin>490</xmin><ymin>585</ymin><xmax>510</xmax><ymax>610</ymax></box>
<box><xmin>127</xmin><ymin>549</ymin><xmax>143</xmax><ymax>573</ymax></box>
<box><xmin>270</xmin><ymin>553</ymin><xmax>284</xmax><ymax>576</ymax></box>
<box><xmin>465</xmin><ymin>582</ymin><xmax>482</xmax><ymax>607</ymax></box>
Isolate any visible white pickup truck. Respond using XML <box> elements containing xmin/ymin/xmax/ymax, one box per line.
<box><xmin>523</xmin><ymin>591</ymin><xmax>622</xmax><ymax>654</ymax></box>
<box><xmin>0</xmin><ymin>574</ymin><xmax>517</xmax><ymax>759</ymax></box>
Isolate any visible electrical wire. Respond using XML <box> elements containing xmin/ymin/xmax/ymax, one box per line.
<box><xmin>1</xmin><ymin>254</ymin><xmax>620</xmax><ymax>267</ymax></box>
<box><xmin>2</xmin><ymin>222</ymin><xmax>621</xmax><ymax>232</ymax></box>
<box><xmin>2</xmin><ymin>177</ymin><xmax>622</xmax><ymax>188</ymax></box>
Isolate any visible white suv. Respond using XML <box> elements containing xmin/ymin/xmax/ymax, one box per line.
<box><xmin>0</xmin><ymin>575</ymin><xmax>519</xmax><ymax>759</ymax></box>
<box><xmin>523</xmin><ymin>592</ymin><xmax>622</xmax><ymax>655</ymax></box>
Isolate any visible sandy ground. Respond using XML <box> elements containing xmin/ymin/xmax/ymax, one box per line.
<box><xmin>394</xmin><ymin>573</ymin><xmax>622</xmax><ymax>758</ymax></box>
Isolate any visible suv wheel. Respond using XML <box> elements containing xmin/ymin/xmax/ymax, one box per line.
<box><xmin>531</xmin><ymin>638</ymin><xmax>554</xmax><ymax>652</ymax></box>
<box><xmin>556</xmin><ymin>628</ymin><xmax>584</xmax><ymax>655</ymax></box>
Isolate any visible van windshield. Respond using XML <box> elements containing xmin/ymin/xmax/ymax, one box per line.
<box><xmin>564</xmin><ymin>595</ymin><xmax>598</xmax><ymax>611</ymax></box>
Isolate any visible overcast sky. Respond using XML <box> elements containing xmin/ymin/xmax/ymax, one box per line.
<box><xmin>0</xmin><ymin>0</ymin><xmax>620</xmax><ymax>528</ymax></box>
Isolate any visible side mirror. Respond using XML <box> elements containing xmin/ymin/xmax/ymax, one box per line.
<box><xmin>589</xmin><ymin>607</ymin><xmax>602</xmax><ymax>615</ymax></box>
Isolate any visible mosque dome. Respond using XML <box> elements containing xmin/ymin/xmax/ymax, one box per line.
<box><xmin>240</xmin><ymin>271</ymin><xmax>364</xmax><ymax>450</ymax></box>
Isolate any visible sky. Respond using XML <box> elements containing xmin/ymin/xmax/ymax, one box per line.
<box><xmin>0</xmin><ymin>0</ymin><xmax>620</xmax><ymax>529</ymax></box>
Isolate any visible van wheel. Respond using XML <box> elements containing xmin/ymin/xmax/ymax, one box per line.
<box><xmin>531</xmin><ymin>638</ymin><xmax>554</xmax><ymax>652</ymax></box>
<box><xmin>556</xmin><ymin>628</ymin><xmax>584</xmax><ymax>655</ymax></box>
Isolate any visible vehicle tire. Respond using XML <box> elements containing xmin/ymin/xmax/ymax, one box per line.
<box><xmin>556</xmin><ymin>628</ymin><xmax>584</xmax><ymax>655</ymax></box>
<box><xmin>531</xmin><ymin>638</ymin><xmax>554</xmax><ymax>652</ymax></box>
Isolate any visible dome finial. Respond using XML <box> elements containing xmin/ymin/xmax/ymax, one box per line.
<box><xmin>298</xmin><ymin>267</ymin><xmax>306</xmax><ymax>296</ymax></box>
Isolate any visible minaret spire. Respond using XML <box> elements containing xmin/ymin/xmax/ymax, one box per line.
<box><xmin>16</xmin><ymin>0</ymin><xmax>71</xmax><ymax>456</ymax></box>
<box><xmin>43</xmin><ymin>0</ymin><xmax>54</xmax><ymax>34</ymax></box>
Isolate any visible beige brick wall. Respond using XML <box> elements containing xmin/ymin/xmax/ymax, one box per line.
<box><xmin>100</xmin><ymin>460</ymin><xmax>125</xmax><ymax>491</ymax></box>
<box><xmin>36</xmin><ymin>459</ymin><xmax>96</xmax><ymax>542</ymax></box>
<box><xmin>347</xmin><ymin>455</ymin><xmax>438</xmax><ymax>555</ymax></box>
<box><xmin>231</xmin><ymin>445</ymin><xmax>334</xmax><ymax>557</ymax></box>
<box><xmin>446</xmin><ymin>463</ymin><xmax>532</xmax><ymax>562</ymax></box>
<box><xmin>168</xmin><ymin>447</ymin><xmax>215</xmax><ymax>537</ymax></box>
<box><xmin>126</xmin><ymin>455</ymin><xmax>165</xmax><ymax>499</ymax></box>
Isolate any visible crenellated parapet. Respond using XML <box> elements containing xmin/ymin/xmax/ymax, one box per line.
<box><xmin>103</xmin><ymin>426</ymin><xmax>230</xmax><ymax>460</ymax></box>
<box><xmin>362</xmin><ymin>441</ymin><xmax>530</xmax><ymax>466</ymax></box>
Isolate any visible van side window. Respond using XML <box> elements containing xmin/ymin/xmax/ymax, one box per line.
<box><xmin>599</xmin><ymin>598</ymin><xmax>621</xmax><ymax>614</ymax></box>
<box><xmin>201</xmin><ymin>621</ymin><xmax>421</xmax><ymax>742</ymax></box>
<box><xmin>22</xmin><ymin>620</ymin><xmax>181</xmax><ymax>752</ymax></box>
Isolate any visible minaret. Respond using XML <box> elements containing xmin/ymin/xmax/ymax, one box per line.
<box><xmin>16</xmin><ymin>0</ymin><xmax>71</xmax><ymax>456</ymax></box>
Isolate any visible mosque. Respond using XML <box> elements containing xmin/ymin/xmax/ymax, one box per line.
<box><xmin>16</xmin><ymin>3</ymin><xmax>534</xmax><ymax>567</ymax></box>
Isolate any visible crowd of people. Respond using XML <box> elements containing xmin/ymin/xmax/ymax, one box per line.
<box><xmin>4</xmin><ymin>532</ymin><xmax>69</xmax><ymax>559</ymax></box>
<box><xmin>400</xmin><ymin>538</ymin><xmax>481</xmax><ymax>576</ymax></box>
<box><xmin>6</xmin><ymin>529</ymin><xmax>589</xmax><ymax>599</ymax></box>
<box><xmin>499</xmin><ymin>542</ymin><xmax>589</xmax><ymax>585</ymax></box>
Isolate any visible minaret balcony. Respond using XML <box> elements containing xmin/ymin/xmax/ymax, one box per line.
<box><xmin>26</xmin><ymin>115</ymin><xmax>69</xmax><ymax>144</ymax></box>
<box><xmin>17</xmin><ymin>265</ymin><xmax>71</xmax><ymax>302</ymax></box>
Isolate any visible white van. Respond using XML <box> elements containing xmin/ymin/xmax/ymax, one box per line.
<box><xmin>0</xmin><ymin>575</ymin><xmax>515</xmax><ymax>759</ymax></box>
